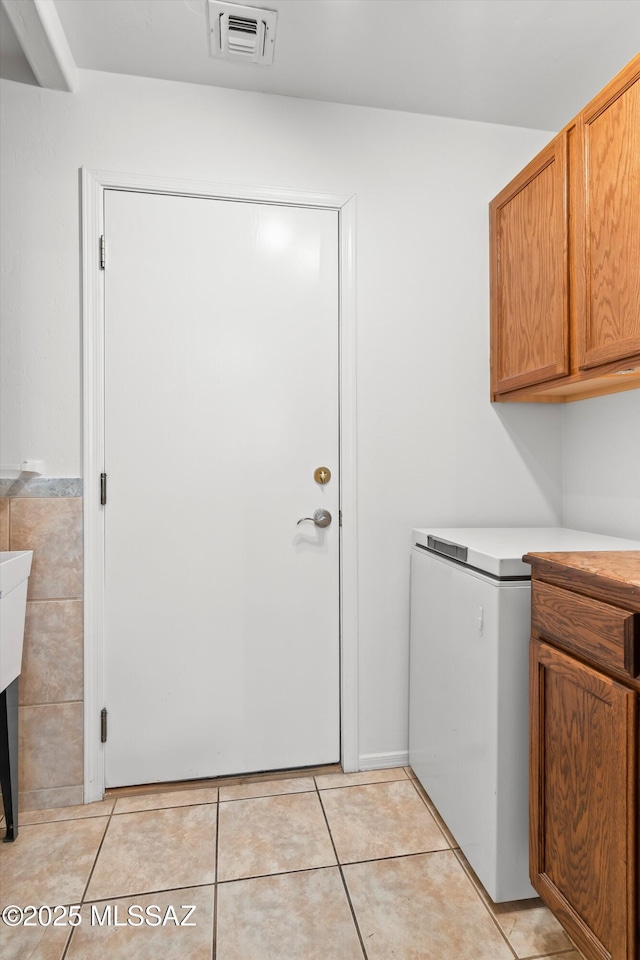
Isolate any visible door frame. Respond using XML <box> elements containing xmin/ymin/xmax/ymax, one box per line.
<box><xmin>81</xmin><ymin>168</ymin><xmax>358</xmax><ymax>802</ymax></box>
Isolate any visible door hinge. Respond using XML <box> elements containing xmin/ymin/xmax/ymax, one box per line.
<box><xmin>339</xmin><ymin>510</ymin><xmax>342</xmax><ymax>527</ymax></box>
<box><xmin>99</xmin><ymin>235</ymin><xmax>106</xmax><ymax>270</ymax></box>
<box><xmin>100</xmin><ymin>708</ymin><xmax>108</xmax><ymax>743</ymax></box>
<box><xmin>100</xmin><ymin>472</ymin><xmax>107</xmax><ymax>505</ymax></box>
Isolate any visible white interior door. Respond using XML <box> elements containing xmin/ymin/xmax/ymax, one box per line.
<box><xmin>103</xmin><ymin>190</ymin><xmax>340</xmax><ymax>787</ymax></box>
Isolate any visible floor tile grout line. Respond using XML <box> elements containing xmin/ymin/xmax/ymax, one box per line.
<box><xmin>217</xmin><ymin>845</ymin><xmax>457</xmax><ymax>886</ymax></box>
<box><xmin>19</xmin><ymin>809</ymin><xmax>116</xmax><ymax>827</ymax></box>
<box><xmin>219</xmin><ymin>788</ymin><xmax>316</xmax><ymax>804</ymax></box>
<box><xmin>71</xmin><ymin>797</ymin><xmax>219</xmax><ymax>917</ymax></box>
<box><xmin>406</xmin><ymin>776</ymin><xmax>458</xmax><ymax>847</ymax></box>
<box><xmin>78</xmin><ymin>808</ymin><xmax>116</xmax><ymax>906</ymax></box>
<box><xmin>212</xmin><ymin>791</ymin><xmax>219</xmax><ymax>960</ymax></box>
<box><xmin>79</xmin><ymin>880</ymin><xmax>217</xmax><ymax>905</ymax></box>
<box><xmin>410</xmin><ymin>796</ymin><xmax>571</xmax><ymax>960</ymax></box>
<box><xmin>314</xmin><ymin>777</ymin><xmax>370</xmax><ymax>960</ymax></box>
<box><xmin>7</xmin><ymin>775</ymin><xmax>577</xmax><ymax>960</ymax></box>
<box><xmin>58</xmin><ymin>921</ymin><xmax>75</xmax><ymax>960</ymax></box>
<box><xmin>59</xmin><ymin>806</ymin><xmax>116</xmax><ymax>960</ymax></box>
<box><xmin>316</xmin><ymin>774</ymin><xmax>410</xmax><ymax>792</ymax></box>
<box><xmin>217</xmin><ymin>862</ymin><xmax>340</xmax><ymax>885</ymax></box>
<box><xmin>407</xmin><ymin>776</ymin><xmax>431</xmax><ymax>808</ymax></box>
<box><xmin>219</xmin><ymin>773</ymin><xmax>411</xmax><ymax>802</ymax></box>
<box><xmin>406</xmin><ymin>778</ymin><xmax>558</xmax><ymax>960</ymax></box>
<box><xmin>111</xmin><ymin>798</ymin><xmax>217</xmax><ymax>815</ymax></box>
<box><xmin>19</xmin><ymin>797</ymin><xmax>221</xmax><ymax>828</ymax></box>
<box><xmin>98</xmin><ymin>769</ymin><xmax>405</xmax><ymax>806</ymax></box>
<box><xmin>451</xmin><ymin>847</ymin><xmax>519</xmax><ymax>960</ymax></box>
<box><xmin>77</xmin><ymin>867</ymin><xmax>336</xmax><ymax>906</ymax></box>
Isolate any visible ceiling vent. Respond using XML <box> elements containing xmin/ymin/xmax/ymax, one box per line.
<box><xmin>207</xmin><ymin>2</ymin><xmax>277</xmax><ymax>66</ymax></box>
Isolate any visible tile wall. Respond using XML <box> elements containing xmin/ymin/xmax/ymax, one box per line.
<box><xmin>0</xmin><ymin>480</ymin><xmax>84</xmax><ymax>810</ymax></box>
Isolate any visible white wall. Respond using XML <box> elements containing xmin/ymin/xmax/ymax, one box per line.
<box><xmin>0</xmin><ymin>70</ymin><xmax>562</xmax><ymax>761</ymax></box>
<box><xmin>562</xmin><ymin>391</ymin><xmax>640</xmax><ymax>539</ymax></box>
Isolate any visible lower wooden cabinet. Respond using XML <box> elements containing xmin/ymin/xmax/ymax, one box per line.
<box><xmin>530</xmin><ymin>640</ymin><xmax>637</xmax><ymax>960</ymax></box>
<box><xmin>526</xmin><ymin>552</ymin><xmax>640</xmax><ymax>960</ymax></box>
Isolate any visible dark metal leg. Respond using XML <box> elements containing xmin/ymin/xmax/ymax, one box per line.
<box><xmin>0</xmin><ymin>677</ymin><xmax>19</xmax><ymax>841</ymax></box>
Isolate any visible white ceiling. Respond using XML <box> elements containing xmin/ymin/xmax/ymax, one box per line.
<box><xmin>1</xmin><ymin>0</ymin><xmax>639</xmax><ymax>129</ymax></box>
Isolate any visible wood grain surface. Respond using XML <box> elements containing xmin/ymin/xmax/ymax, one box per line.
<box><xmin>524</xmin><ymin>552</ymin><xmax>640</xmax><ymax>620</ymax></box>
<box><xmin>491</xmin><ymin>53</ymin><xmax>640</xmax><ymax>402</ymax></box>
<box><xmin>577</xmin><ymin>61</ymin><xmax>640</xmax><ymax>369</ymax></box>
<box><xmin>529</xmin><ymin>639</ymin><xmax>636</xmax><ymax>960</ymax></box>
<box><xmin>532</xmin><ymin>579</ymin><xmax>639</xmax><ymax>676</ymax></box>
<box><xmin>490</xmin><ymin>135</ymin><xmax>568</xmax><ymax>395</ymax></box>
<box><xmin>526</xmin><ymin>550</ymin><xmax>640</xmax><ymax>586</ymax></box>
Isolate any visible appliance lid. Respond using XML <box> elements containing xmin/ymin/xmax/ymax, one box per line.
<box><xmin>412</xmin><ymin>527</ymin><xmax>640</xmax><ymax>578</ymax></box>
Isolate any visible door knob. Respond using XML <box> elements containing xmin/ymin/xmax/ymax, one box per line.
<box><xmin>297</xmin><ymin>508</ymin><xmax>332</xmax><ymax>528</ymax></box>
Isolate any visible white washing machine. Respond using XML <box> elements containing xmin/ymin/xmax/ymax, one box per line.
<box><xmin>408</xmin><ymin>526</ymin><xmax>640</xmax><ymax>903</ymax></box>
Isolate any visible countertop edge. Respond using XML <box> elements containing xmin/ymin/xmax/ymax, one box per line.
<box><xmin>523</xmin><ymin>550</ymin><xmax>640</xmax><ymax>613</ymax></box>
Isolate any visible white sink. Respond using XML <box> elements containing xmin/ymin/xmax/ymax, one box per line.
<box><xmin>0</xmin><ymin>551</ymin><xmax>33</xmax><ymax>692</ymax></box>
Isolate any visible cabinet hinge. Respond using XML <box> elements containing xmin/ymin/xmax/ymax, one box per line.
<box><xmin>100</xmin><ymin>472</ymin><xmax>107</xmax><ymax>506</ymax></box>
<box><xmin>100</xmin><ymin>708</ymin><xmax>108</xmax><ymax>743</ymax></box>
<box><xmin>99</xmin><ymin>235</ymin><xmax>106</xmax><ymax>270</ymax></box>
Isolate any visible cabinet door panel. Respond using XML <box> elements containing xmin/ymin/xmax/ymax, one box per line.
<box><xmin>576</xmin><ymin>65</ymin><xmax>640</xmax><ymax>369</ymax></box>
<box><xmin>490</xmin><ymin>136</ymin><xmax>569</xmax><ymax>396</ymax></box>
<box><xmin>530</xmin><ymin>640</ymin><xmax>636</xmax><ymax>960</ymax></box>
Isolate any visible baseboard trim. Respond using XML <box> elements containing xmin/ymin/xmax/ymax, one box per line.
<box><xmin>358</xmin><ymin>751</ymin><xmax>409</xmax><ymax>771</ymax></box>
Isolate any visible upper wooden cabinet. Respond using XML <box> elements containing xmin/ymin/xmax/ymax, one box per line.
<box><xmin>490</xmin><ymin>55</ymin><xmax>640</xmax><ymax>402</ymax></box>
<box><xmin>490</xmin><ymin>135</ymin><xmax>569</xmax><ymax>395</ymax></box>
<box><xmin>575</xmin><ymin>63</ymin><xmax>640</xmax><ymax>371</ymax></box>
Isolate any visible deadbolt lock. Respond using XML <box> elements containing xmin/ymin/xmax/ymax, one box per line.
<box><xmin>314</xmin><ymin>466</ymin><xmax>331</xmax><ymax>485</ymax></box>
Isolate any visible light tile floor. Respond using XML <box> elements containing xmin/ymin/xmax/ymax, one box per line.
<box><xmin>0</xmin><ymin>766</ymin><xmax>585</xmax><ymax>960</ymax></box>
